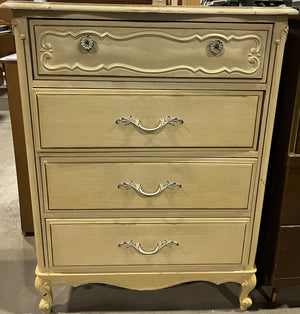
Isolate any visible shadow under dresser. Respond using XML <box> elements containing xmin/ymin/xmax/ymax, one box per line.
<box><xmin>0</xmin><ymin>1</ymin><xmax>297</xmax><ymax>312</ymax></box>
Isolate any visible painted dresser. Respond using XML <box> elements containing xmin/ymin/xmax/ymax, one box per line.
<box><xmin>1</xmin><ymin>1</ymin><xmax>297</xmax><ymax>312</ymax></box>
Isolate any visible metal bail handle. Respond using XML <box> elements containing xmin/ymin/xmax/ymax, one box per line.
<box><xmin>118</xmin><ymin>181</ymin><xmax>182</xmax><ymax>197</ymax></box>
<box><xmin>118</xmin><ymin>240</ymin><xmax>179</xmax><ymax>255</ymax></box>
<box><xmin>116</xmin><ymin>115</ymin><xmax>184</xmax><ymax>133</ymax></box>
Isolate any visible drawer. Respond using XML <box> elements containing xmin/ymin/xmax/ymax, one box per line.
<box><xmin>30</xmin><ymin>20</ymin><xmax>271</xmax><ymax>81</ymax></box>
<box><xmin>274</xmin><ymin>226</ymin><xmax>300</xmax><ymax>278</ymax></box>
<box><xmin>33</xmin><ymin>90</ymin><xmax>262</xmax><ymax>150</ymax></box>
<box><xmin>46</xmin><ymin>218</ymin><xmax>249</xmax><ymax>267</ymax></box>
<box><xmin>41</xmin><ymin>158</ymin><xmax>256</xmax><ymax>211</ymax></box>
<box><xmin>281</xmin><ymin>165</ymin><xmax>300</xmax><ymax>225</ymax></box>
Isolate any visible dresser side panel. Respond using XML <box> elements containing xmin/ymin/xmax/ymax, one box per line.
<box><xmin>11</xmin><ymin>14</ymin><xmax>47</xmax><ymax>270</ymax></box>
<box><xmin>248</xmin><ymin>19</ymin><xmax>289</xmax><ymax>267</ymax></box>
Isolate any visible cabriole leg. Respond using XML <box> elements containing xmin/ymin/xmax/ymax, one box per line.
<box><xmin>35</xmin><ymin>276</ymin><xmax>53</xmax><ymax>314</ymax></box>
<box><xmin>239</xmin><ymin>273</ymin><xmax>256</xmax><ymax>311</ymax></box>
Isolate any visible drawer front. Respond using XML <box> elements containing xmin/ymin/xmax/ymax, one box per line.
<box><xmin>41</xmin><ymin>158</ymin><xmax>256</xmax><ymax>211</ymax></box>
<box><xmin>31</xmin><ymin>20</ymin><xmax>270</xmax><ymax>80</ymax></box>
<box><xmin>281</xmin><ymin>166</ymin><xmax>300</xmax><ymax>225</ymax></box>
<box><xmin>34</xmin><ymin>90</ymin><xmax>262</xmax><ymax>149</ymax></box>
<box><xmin>47</xmin><ymin>218</ymin><xmax>249</xmax><ymax>267</ymax></box>
<box><xmin>274</xmin><ymin>226</ymin><xmax>300</xmax><ymax>278</ymax></box>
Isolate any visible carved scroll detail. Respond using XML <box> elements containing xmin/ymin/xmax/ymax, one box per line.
<box><xmin>39</xmin><ymin>30</ymin><xmax>262</xmax><ymax>75</ymax></box>
<box><xmin>275</xmin><ymin>25</ymin><xmax>289</xmax><ymax>45</ymax></box>
<box><xmin>11</xmin><ymin>18</ymin><xmax>26</xmax><ymax>40</ymax></box>
<box><xmin>239</xmin><ymin>273</ymin><xmax>256</xmax><ymax>311</ymax></box>
<box><xmin>35</xmin><ymin>276</ymin><xmax>53</xmax><ymax>314</ymax></box>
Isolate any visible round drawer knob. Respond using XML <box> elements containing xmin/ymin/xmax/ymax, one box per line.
<box><xmin>208</xmin><ymin>39</ymin><xmax>224</xmax><ymax>55</ymax></box>
<box><xmin>80</xmin><ymin>36</ymin><xmax>94</xmax><ymax>51</ymax></box>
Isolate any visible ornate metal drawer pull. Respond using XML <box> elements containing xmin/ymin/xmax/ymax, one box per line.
<box><xmin>118</xmin><ymin>181</ymin><xmax>182</xmax><ymax>197</ymax></box>
<box><xmin>116</xmin><ymin>115</ymin><xmax>183</xmax><ymax>133</ymax></box>
<box><xmin>118</xmin><ymin>240</ymin><xmax>179</xmax><ymax>255</ymax></box>
<box><xmin>80</xmin><ymin>35</ymin><xmax>94</xmax><ymax>51</ymax></box>
<box><xmin>209</xmin><ymin>39</ymin><xmax>224</xmax><ymax>55</ymax></box>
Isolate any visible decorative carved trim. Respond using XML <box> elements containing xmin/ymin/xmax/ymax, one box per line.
<box><xmin>39</xmin><ymin>30</ymin><xmax>262</xmax><ymax>75</ymax></box>
<box><xmin>275</xmin><ymin>25</ymin><xmax>289</xmax><ymax>45</ymax></box>
<box><xmin>40</xmin><ymin>30</ymin><xmax>262</xmax><ymax>47</ymax></box>
<box><xmin>35</xmin><ymin>276</ymin><xmax>53</xmax><ymax>314</ymax></box>
<box><xmin>11</xmin><ymin>18</ymin><xmax>26</xmax><ymax>40</ymax></box>
<box><xmin>11</xmin><ymin>18</ymin><xmax>18</xmax><ymax>32</ymax></box>
<box><xmin>36</xmin><ymin>269</ymin><xmax>257</xmax><ymax>291</ymax></box>
<box><xmin>239</xmin><ymin>273</ymin><xmax>256</xmax><ymax>311</ymax></box>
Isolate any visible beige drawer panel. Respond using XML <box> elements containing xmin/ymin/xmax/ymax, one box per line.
<box><xmin>34</xmin><ymin>90</ymin><xmax>261</xmax><ymax>149</ymax></box>
<box><xmin>31</xmin><ymin>20</ymin><xmax>270</xmax><ymax>80</ymax></box>
<box><xmin>47</xmin><ymin>218</ymin><xmax>249</xmax><ymax>267</ymax></box>
<box><xmin>42</xmin><ymin>159</ymin><xmax>255</xmax><ymax>211</ymax></box>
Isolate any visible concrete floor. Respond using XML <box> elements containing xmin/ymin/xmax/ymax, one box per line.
<box><xmin>0</xmin><ymin>93</ymin><xmax>300</xmax><ymax>314</ymax></box>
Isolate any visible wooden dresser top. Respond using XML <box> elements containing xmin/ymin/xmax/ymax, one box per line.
<box><xmin>0</xmin><ymin>1</ymin><xmax>298</xmax><ymax>16</ymax></box>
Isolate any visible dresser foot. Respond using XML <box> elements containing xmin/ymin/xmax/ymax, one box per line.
<box><xmin>35</xmin><ymin>276</ymin><xmax>53</xmax><ymax>314</ymax></box>
<box><xmin>239</xmin><ymin>273</ymin><xmax>256</xmax><ymax>311</ymax></box>
<box><xmin>271</xmin><ymin>287</ymin><xmax>280</xmax><ymax>303</ymax></box>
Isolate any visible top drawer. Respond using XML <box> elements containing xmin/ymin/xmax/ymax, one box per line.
<box><xmin>30</xmin><ymin>20</ymin><xmax>271</xmax><ymax>81</ymax></box>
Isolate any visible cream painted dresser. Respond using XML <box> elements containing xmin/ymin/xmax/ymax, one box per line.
<box><xmin>1</xmin><ymin>1</ymin><xmax>297</xmax><ymax>312</ymax></box>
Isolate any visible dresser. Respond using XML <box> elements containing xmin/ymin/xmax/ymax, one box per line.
<box><xmin>257</xmin><ymin>16</ymin><xmax>300</xmax><ymax>302</ymax></box>
<box><xmin>1</xmin><ymin>2</ymin><xmax>297</xmax><ymax>312</ymax></box>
